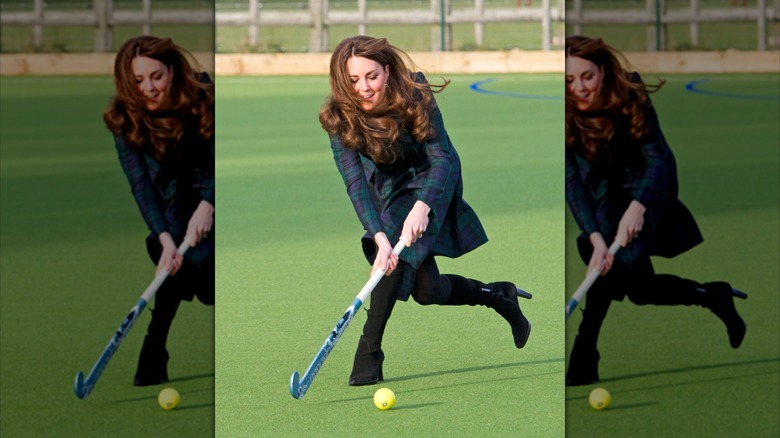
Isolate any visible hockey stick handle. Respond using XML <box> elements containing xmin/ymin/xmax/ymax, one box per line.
<box><xmin>565</xmin><ymin>238</ymin><xmax>623</xmax><ymax>319</ymax></box>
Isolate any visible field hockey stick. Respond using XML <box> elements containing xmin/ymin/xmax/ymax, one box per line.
<box><xmin>290</xmin><ymin>238</ymin><xmax>409</xmax><ymax>400</ymax></box>
<box><xmin>74</xmin><ymin>236</ymin><xmax>193</xmax><ymax>399</ymax></box>
<box><xmin>565</xmin><ymin>237</ymin><xmax>624</xmax><ymax>320</ymax></box>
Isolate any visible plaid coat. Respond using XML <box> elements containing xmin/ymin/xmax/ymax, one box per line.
<box><xmin>330</xmin><ymin>72</ymin><xmax>488</xmax><ymax>301</ymax></box>
<box><xmin>566</xmin><ymin>73</ymin><xmax>702</xmax><ymax>268</ymax></box>
<box><xmin>113</xmin><ymin>74</ymin><xmax>215</xmax><ymax>271</ymax></box>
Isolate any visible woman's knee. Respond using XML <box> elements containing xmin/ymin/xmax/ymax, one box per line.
<box><xmin>626</xmin><ymin>290</ymin><xmax>650</xmax><ymax>305</ymax></box>
<box><xmin>411</xmin><ymin>290</ymin><xmax>438</xmax><ymax>305</ymax></box>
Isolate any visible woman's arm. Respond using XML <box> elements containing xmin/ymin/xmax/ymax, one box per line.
<box><xmin>330</xmin><ymin>135</ymin><xmax>400</xmax><ymax>276</ymax></box>
<box><xmin>187</xmin><ymin>138</ymin><xmax>215</xmax><ymax>246</ymax></box>
<box><xmin>566</xmin><ymin>150</ymin><xmax>616</xmax><ymax>273</ymax></box>
<box><xmin>330</xmin><ymin>134</ymin><xmax>384</xmax><ymax>238</ymax></box>
<box><xmin>114</xmin><ymin>136</ymin><xmax>168</xmax><ymax>237</ymax></box>
<box><xmin>401</xmin><ymin>89</ymin><xmax>453</xmax><ymax>248</ymax></box>
<box><xmin>565</xmin><ymin>150</ymin><xmax>599</xmax><ymax>236</ymax></box>
<box><xmin>114</xmin><ymin>136</ymin><xmax>182</xmax><ymax>274</ymax></box>
<box><xmin>416</xmin><ymin>85</ymin><xmax>454</xmax><ymax>213</ymax></box>
<box><xmin>631</xmin><ymin>101</ymin><xmax>668</xmax><ymax>209</ymax></box>
<box><xmin>617</xmin><ymin>101</ymin><xmax>668</xmax><ymax>246</ymax></box>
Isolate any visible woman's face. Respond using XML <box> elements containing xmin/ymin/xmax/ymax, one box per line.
<box><xmin>346</xmin><ymin>56</ymin><xmax>389</xmax><ymax>110</ymax></box>
<box><xmin>131</xmin><ymin>56</ymin><xmax>173</xmax><ymax>111</ymax></box>
<box><xmin>565</xmin><ymin>55</ymin><xmax>604</xmax><ymax>111</ymax></box>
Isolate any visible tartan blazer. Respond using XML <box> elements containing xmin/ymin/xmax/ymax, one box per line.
<box><xmin>330</xmin><ymin>72</ymin><xmax>488</xmax><ymax>300</ymax></box>
<box><xmin>113</xmin><ymin>73</ymin><xmax>215</xmax><ymax>269</ymax></box>
<box><xmin>566</xmin><ymin>72</ymin><xmax>702</xmax><ymax>268</ymax></box>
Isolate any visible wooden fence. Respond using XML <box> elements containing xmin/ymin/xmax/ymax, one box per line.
<box><xmin>217</xmin><ymin>0</ymin><xmax>565</xmax><ymax>52</ymax></box>
<box><xmin>567</xmin><ymin>0</ymin><xmax>780</xmax><ymax>51</ymax></box>
<box><xmin>1</xmin><ymin>0</ymin><xmax>778</xmax><ymax>52</ymax></box>
<box><xmin>0</xmin><ymin>0</ymin><xmax>212</xmax><ymax>52</ymax></box>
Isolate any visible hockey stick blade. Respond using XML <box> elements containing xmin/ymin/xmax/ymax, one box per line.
<box><xmin>290</xmin><ymin>239</ymin><xmax>407</xmax><ymax>399</ymax></box>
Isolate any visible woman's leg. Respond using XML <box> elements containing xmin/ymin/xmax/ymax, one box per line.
<box><xmin>626</xmin><ymin>270</ymin><xmax>747</xmax><ymax>349</ymax></box>
<box><xmin>349</xmin><ymin>263</ymin><xmax>404</xmax><ymax>386</ymax></box>
<box><xmin>565</xmin><ymin>259</ymin><xmax>645</xmax><ymax>387</ymax></box>
<box><xmin>134</xmin><ymin>281</ymin><xmax>181</xmax><ymax>386</ymax></box>
<box><xmin>566</xmin><ymin>278</ymin><xmax>613</xmax><ymax>386</ymax></box>
<box><xmin>567</xmin><ymin>257</ymin><xmax>748</xmax><ymax>387</ymax></box>
<box><xmin>411</xmin><ymin>256</ymin><xmax>531</xmax><ymax>349</ymax></box>
<box><xmin>135</xmin><ymin>239</ymin><xmax>215</xmax><ymax>386</ymax></box>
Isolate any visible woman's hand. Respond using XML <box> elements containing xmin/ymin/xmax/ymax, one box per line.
<box><xmin>186</xmin><ymin>201</ymin><xmax>214</xmax><ymax>246</ymax></box>
<box><xmin>371</xmin><ymin>232</ymin><xmax>399</xmax><ymax>277</ymax></box>
<box><xmin>617</xmin><ymin>200</ymin><xmax>646</xmax><ymax>247</ymax></box>
<box><xmin>157</xmin><ymin>232</ymin><xmax>183</xmax><ymax>276</ymax></box>
<box><xmin>402</xmin><ymin>200</ymin><xmax>431</xmax><ymax>248</ymax></box>
<box><xmin>588</xmin><ymin>232</ymin><xmax>613</xmax><ymax>276</ymax></box>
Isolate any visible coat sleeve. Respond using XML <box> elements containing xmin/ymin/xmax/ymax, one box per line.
<box><xmin>330</xmin><ymin>134</ymin><xmax>384</xmax><ymax>238</ymax></box>
<box><xmin>198</xmin><ymin>137</ymin><xmax>216</xmax><ymax>206</ymax></box>
<box><xmin>630</xmin><ymin>96</ymin><xmax>669</xmax><ymax>209</ymax></box>
<box><xmin>197</xmin><ymin>71</ymin><xmax>215</xmax><ymax>206</ymax></box>
<box><xmin>114</xmin><ymin>136</ymin><xmax>168</xmax><ymax>237</ymax></box>
<box><xmin>565</xmin><ymin>150</ymin><xmax>598</xmax><ymax>236</ymax></box>
<box><xmin>416</xmin><ymin>75</ymin><xmax>455</xmax><ymax>211</ymax></box>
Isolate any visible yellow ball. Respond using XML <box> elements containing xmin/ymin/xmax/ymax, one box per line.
<box><xmin>373</xmin><ymin>388</ymin><xmax>396</xmax><ymax>411</ymax></box>
<box><xmin>158</xmin><ymin>387</ymin><xmax>181</xmax><ymax>411</ymax></box>
<box><xmin>589</xmin><ymin>387</ymin><xmax>611</xmax><ymax>410</ymax></box>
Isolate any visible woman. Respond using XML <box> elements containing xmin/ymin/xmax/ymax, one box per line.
<box><xmin>103</xmin><ymin>36</ymin><xmax>214</xmax><ymax>386</ymax></box>
<box><xmin>564</xmin><ymin>35</ymin><xmax>747</xmax><ymax>386</ymax></box>
<box><xmin>319</xmin><ymin>36</ymin><xmax>531</xmax><ymax>386</ymax></box>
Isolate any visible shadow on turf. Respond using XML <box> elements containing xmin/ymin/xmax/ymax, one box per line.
<box><xmin>168</xmin><ymin>372</ymin><xmax>214</xmax><ymax>384</ymax></box>
<box><xmin>599</xmin><ymin>356</ymin><xmax>779</xmax><ymax>385</ymax></box>
<box><xmin>599</xmin><ymin>402</ymin><xmax>658</xmax><ymax>411</ymax></box>
<box><xmin>565</xmin><ymin>357</ymin><xmax>779</xmax><ymax>402</ymax></box>
<box><xmin>390</xmin><ymin>357</ymin><xmax>563</xmax><ymax>383</ymax></box>
<box><xmin>390</xmin><ymin>402</ymin><xmax>444</xmax><ymax>410</ymax></box>
<box><xmin>323</xmin><ymin>358</ymin><xmax>563</xmax><ymax>405</ymax></box>
<box><xmin>108</xmin><ymin>372</ymin><xmax>215</xmax><ymax>405</ymax></box>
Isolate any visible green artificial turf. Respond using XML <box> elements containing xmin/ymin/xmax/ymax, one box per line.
<box><xmin>564</xmin><ymin>74</ymin><xmax>780</xmax><ymax>437</ymax></box>
<box><xmin>0</xmin><ymin>77</ymin><xmax>215</xmax><ymax>437</ymax></box>
<box><xmin>213</xmin><ymin>74</ymin><xmax>565</xmax><ymax>437</ymax></box>
<box><xmin>2</xmin><ymin>72</ymin><xmax>777</xmax><ymax>438</ymax></box>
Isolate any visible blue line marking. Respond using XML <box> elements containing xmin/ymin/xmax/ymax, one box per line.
<box><xmin>684</xmin><ymin>78</ymin><xmax>779</xmax><ymax>101</ymax></box>
<box><xmin>469</xmin><ymin>78</ymin><xmax>562</xmax><ymax>100</ymax></box>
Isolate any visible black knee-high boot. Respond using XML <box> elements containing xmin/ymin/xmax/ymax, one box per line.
<box><xmin>134</xmin><ymin>286</ymin><xmax>181</xmax><ymax>386</ymax></box>
<box><xmin>566</xmin><ymin>280</ymin><xmax>613</xmax><ymax>387</ymax></box>
<box><xmin>442</xmin><ymin>275</ymin><xmax>531</xmax><ymax>349</ymax></box>
<box><xmin>349</xmin><ymin>267</ymin><xmax>403</xmax><ymax>386</ymax></box>
<box><xmin>701</xmin><ymin>281</ymin><xmax>747</xmax><ymax>348</ymax></box>
<box><xmin>628</xmin><ymin>275</ymin><xmax>747</xmax><ymax>349</ymax></box>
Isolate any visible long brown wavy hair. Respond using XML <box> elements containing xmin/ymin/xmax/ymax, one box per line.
<box><xmin>565</xmin><ymin>35</ymin><xmax>664</xmax><ymax>162</ymax></box>
<box><xmin>103</xmin><ymin>36</ymin><xmax>214</xmax><ymax>162</ymax></box>
<box><xmin>319</xmin><ymin>36</ymin><xmax>449</xmax><ymax>164</ymax></box>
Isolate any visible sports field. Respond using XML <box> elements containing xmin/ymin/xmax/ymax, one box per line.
<box><xmin>1</xmin><ymin>72</ymin><xmax>778</xmax><ymax>437</ymax></box>
<box><xmin>0</xmin><ymin>76</ymin><xmax>215</xmax><ymax>437</ymax></box>
<box><xmin>564</xmin><ymin>74</ymin><xmax>780</xmax><ymax>437</ymax></box>
<box><xmin>213</xmin><ymin>74</ymin><xmax>565</xmax><ymax>436</ymax></box>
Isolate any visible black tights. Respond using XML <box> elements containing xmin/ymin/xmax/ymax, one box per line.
<box><xmin>359</xmin><ymin>255</ymin><xmax>488</xmax><ymax>351</ymax></box>
<box><xmin>574</xmin><ymin>257</ymin><xmax>704</xmax><ymax>348</ymax></box>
